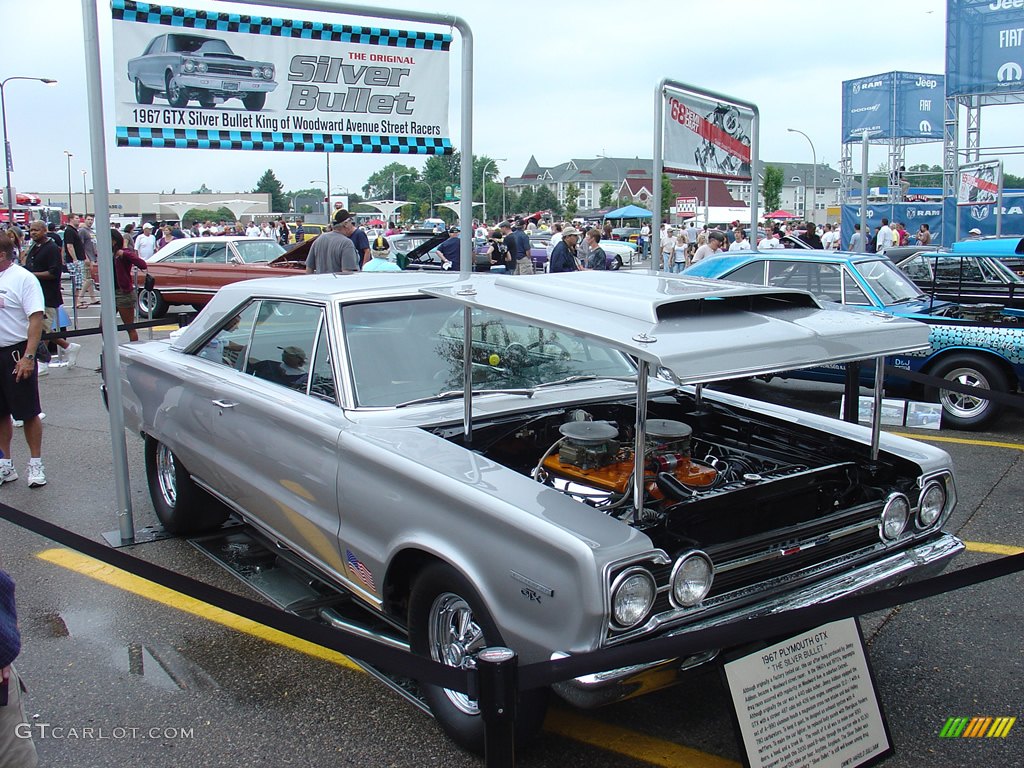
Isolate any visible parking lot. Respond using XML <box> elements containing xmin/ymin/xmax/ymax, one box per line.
<box><xmin>2</xmin><ymin>318</ymin><xmax>1022</xmax><ymax>767</ymax></box>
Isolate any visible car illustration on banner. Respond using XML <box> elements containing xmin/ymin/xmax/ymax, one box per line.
<box><xmin>127</xmin><ymin>33</ymin><xmax>277</xmax><ymax>110</ymax></box>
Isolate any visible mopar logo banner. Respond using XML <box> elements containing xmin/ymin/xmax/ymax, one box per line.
<box><xmin>662</xmin><ymin>87</ymin><xmax>754</xmax><ymax>181</ymax></box>
<box><xmin>947</xmin><ymin>0</ymin><xmax>1024</xmax><ymax>96</ymax></box>
<box><xmin>894</xmin><ymin>72</ymin><xmax>944</xmax><ymax>140</ymax></box>
<box><xmin>841</xmin><ymin>71</ymin><xmax>944</xmax><ymax>143</ymax></box>
<box><xmin>110</xmin><ymin>0</ymin><xmax>452</xmax><ymax>154</ymax></box>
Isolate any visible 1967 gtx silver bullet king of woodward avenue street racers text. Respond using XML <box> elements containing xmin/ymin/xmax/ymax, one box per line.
<box><xmin>116</xmin><ymin>271</ymin><xmax>963</xmax><ymax>753</ymax></box>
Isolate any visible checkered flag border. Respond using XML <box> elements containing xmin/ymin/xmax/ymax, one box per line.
<box><xmin>111</xmin><ymin>0</ymin><xmax>452</xmax><ymax>50</ymax></box>
<box><xmin>116</xmin><ymin>126</ymin><xmax>453</xmax><ymax>155</ymax></box>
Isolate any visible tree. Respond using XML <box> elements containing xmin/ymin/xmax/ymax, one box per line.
<box><xmin>599</xmin><ymin>182</ymin><xmax>614</xmax><ymax>208</ymax></box>
<box><xmin>533</xmin><ymin>186</ymin><xmax>561</xmax><ymax>217</ymax></box>
<box><xmin>183</xmin><ymin>207</ymin><xmax>236</xmax><ymax>225</ymax></box>
<box><xmin>515</xmin><ymin>187</ymin><xmax>534</xmax><ymax>215</ymax></box>
<box><xmin>762</xmin><ymin>165</ymin><xmax>784</xmax><ymax>212</ymax></box>
<box><xmin>363</xmin><ymin>161</ymin><xmax>419</xmax><ymax>200</ymax></box>
<box><xmin>564</xmin><ymin>183</ymin><xmax>579</xmax><ymax>220</ymax></box>
<box><xmin>254</xmin><ymin>169</ymin><xmax>288</xmax><ymax>213</ymax></box>
<box><xmin>1004</xmin><ymin>171</ymin><xmax>1024</xmax><ymax>189</ymax></box>
<box><xmin>660</xmin><ymin>174</ymin><xmax>673</xmax><ymax>219</ymax></box>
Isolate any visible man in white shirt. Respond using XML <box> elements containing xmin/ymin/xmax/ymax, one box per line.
<box><xmin>134</xmin><ymin>223</ymin><xmax>157</xmax><ymax>259</ymax></box>
<box><xmin>820</xmin><ymin>223</ymin><xmax>838</xmax><ymax>250</ymax></box>
<box><xmin>728</xmin><ymin>228</ymin><xmax>750</xmax><ymax>251</ymax></box>
<box><xmin>692</xmin><ymin>231</ymin><xmax>726</xmax><ymax>263</ymax></box>
<box><xmin>245</xmin><ymin>221</ymin><xmax>261</xmax><ymax>238</ymax></box>
<box><xmin>877</xmin><ymin>218</ymin><xmax>894</xmax><ymax>252</ymax></box>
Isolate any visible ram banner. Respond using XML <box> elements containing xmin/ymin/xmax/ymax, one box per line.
<box><xmin>662</xmin><ymin>88</ymin><xmax>753</xmax><ymax>181</ymax></box>
<box><xmin>110</xmin><ymin>0</ymin><xmax>452</xmax><ymax>154</ymax></box>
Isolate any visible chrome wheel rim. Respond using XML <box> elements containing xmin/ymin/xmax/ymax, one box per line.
<box><xmin>940</xmin><ymin>367</ymin><xmax>990</xmax><ymax>419</ymax></box>
<box><xmin>138</xmin><ymin>289</ymin><xmax>158</xmax><ymax>314</ymax></box>
<box><xmin>427</xmin><ymin>592</ymin><xmax>484</xmax><ymax>715</ymax></box>
<box><xmin>155</xmin><ymin>443</ymin><xmax>177</xmax><ymax>509</ymax></box>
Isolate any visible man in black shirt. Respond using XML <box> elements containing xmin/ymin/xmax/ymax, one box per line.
<box><xmin>62</xmin><ymin>214</ymin><xmax>85</xmax><ymax>307</ymax></box>
<box><xmin>23</xmin><ymin>222</ymin><xmax>79</xmax><ymax>366</ymax></box>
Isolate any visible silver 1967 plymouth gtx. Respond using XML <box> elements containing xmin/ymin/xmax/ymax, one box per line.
<box><xmin>116</xmin><ymin>271</ymin><xmax>963</xmax><ymax>752</ymax></box>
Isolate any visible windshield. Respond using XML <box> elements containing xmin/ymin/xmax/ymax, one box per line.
<box><xmin>342</xmin><ymin>297</ymin><xmax>637</xmax><ymax>407</ymax></box>
<box><xmin>234</xmin><ymin>240</ymin><xmax>286</xmax><ymax>264</ymax></box>
<box><xmin>856</xmin><ymin>259</ymin><xmax>925</xmax><ymax>304</ymax></box>
<box><xmin>169</xmin><ymin>36</ymin><xmax>233</xmax><ymax>55</ymax></box>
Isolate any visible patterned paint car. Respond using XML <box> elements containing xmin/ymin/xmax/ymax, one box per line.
<box><xmin>685</xmin><ymin>249</ymin><xmax>1024</xmax><ymax>429</ymax></box>
<box><xmin>116</xmin><ymin>271</ymin><xmax>961</xmax><ymax>753</ymax></box>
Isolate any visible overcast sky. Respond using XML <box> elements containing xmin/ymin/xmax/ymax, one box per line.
<box><xmin>5</xmin><ymin>0</ymin><xmax>1021</xmax><ymax>202</ymax></box>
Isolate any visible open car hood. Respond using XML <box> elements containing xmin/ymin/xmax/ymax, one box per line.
<box><xmin>423</xmin><ymin>271</ymin><xmax>930</xmax><ymax>384</ymax></box>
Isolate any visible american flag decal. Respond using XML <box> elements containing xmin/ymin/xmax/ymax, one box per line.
<box><xmin>346</xmin><ymin>549</ymin><xmax>377</xmax><ymax>592</ymax></box>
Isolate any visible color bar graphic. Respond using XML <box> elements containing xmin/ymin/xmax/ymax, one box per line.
<box><xmin>940</xmin><ymin>716</ymin><xmax>1016</xmax><ymax>738</ymax></box>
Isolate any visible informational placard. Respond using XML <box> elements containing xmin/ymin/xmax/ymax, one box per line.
<box><xmin>109</xmin><ymin>0</ymin><xmax>452</xmax><ymax>154</ymax></box>
<box><xmin>725</xmin><ymin>618</ymin><xmax>892</xmax><ymax>768</ymax></box>
<box><xmin>663</xmin><ymin>87</ymin><xmax>753</xmax><ymax>181</ymax></box>
<box><xmin>947</xmin><ymin>0</ymin><xmax>1024</xmax><ymax>97</ymax></box>
<box><xmin>957</xmin><ymin>161</ymin><xmax>1003</xmax><ymax>206</ymax></box>
<box><xmin>676</xmin><ymin>196</ymin><xmax>698</xmax><ymax>218</ymax></box>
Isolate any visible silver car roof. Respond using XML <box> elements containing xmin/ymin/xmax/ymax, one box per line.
<box><xmin>175</xmin><ymin>271</ymin><xmax>929</xmax><ymax>384</ymax></box>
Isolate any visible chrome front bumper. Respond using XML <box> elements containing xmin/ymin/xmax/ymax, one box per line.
<box><xmin>553</xmin><ymin>533</ymin><xmax>964</xmax><ymax>709</ymax></box>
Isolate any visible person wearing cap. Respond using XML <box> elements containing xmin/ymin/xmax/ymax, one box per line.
<box><xmin>967</xmin><ymin>227</ymin><xmax>982</xmax><ymax>238</ymax></box>
<box><xmin>548</xmin><ymin>226</ymin><xmax>581</xmax><ymax>273</ymax></box>
<box><xmin>134</xmin><ymin>223</ymin><xmax>157</xmax><ymax>260</ymax></box>
<box><xmin>510</xmin><ymin>220</ymin><xmax>533</xmax><ymax>275</ymax></box>
<box><xmin>362</xmin><ymin>235</ymin><xmax>401</xmax><ymax>272</ymax></box>
<box><xmin>306</xmin><ymin>209</ymin><xmax>360</xmax><ymax>274</ymax></box>
<box><xmin>436</xmin><ymin>226</ymin><xmax>462</xmax><ymax>271</ymax></box>
<box><xmin>252</xmin><ymin>346</ymin><xmax>308</xmax><ymax>389</ymax></box>
<box><xmin>691</xmin><ymin>230</ymin><xmax>726</xmax><ymax>263</ymax></box>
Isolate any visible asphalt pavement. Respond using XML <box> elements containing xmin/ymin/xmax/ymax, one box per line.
<box><xmin>1</xmin><ymin>310</ymin><xmax>1022</xmax><ymax>768</ymax></box>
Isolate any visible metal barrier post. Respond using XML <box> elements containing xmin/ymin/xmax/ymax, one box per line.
<box><xmin>476</xmin><ymin>647</ymin><xmax>518</xmax><ymax>768</ymax></box>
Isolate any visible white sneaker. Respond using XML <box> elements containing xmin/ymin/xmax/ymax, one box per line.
<box><xmin>64</xmin><ymin>342</ymin><xmax>81</xmax><ymax>367</ymax></box>
<box><xmin>27</xmin><ymin>462</ymin><xmax>46</xmax><ymax>488</ymax></box>
<box><xmin>0</xmin><ymin>462</ymin><xmax>17</xmax><ymax>485</ymax></box>
<box><xmin>12</xmin><ymin>412</ymin><xmax>44</xmax><ymax>429</ymax></box>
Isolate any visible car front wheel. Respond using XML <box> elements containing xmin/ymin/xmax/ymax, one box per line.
<box><xmin>927</xmin><ymin>354</ymin><xmax>1008</xmax><ymax>430</ymax></box>
<box><xmin>165</xmin><ymin>73</ymin><xmax>189</xmax><ymax>108</ymax></box>
<box><xmin>408</xmin><ymin>562</ymin><xmax>547</xmax><ymax>755</ymax></box>
<box><xmin>144</xmin><ymin>437</ymin><xmax>228</xmax><ymax>533</ymax></box>
<box><xmin>137</xmin><ymin>287</ymin><xmax>168</xmax><ymax>318</ymax></box>
<box><xmin>242</xmin><ymin>92</ymin><xmax>266</xmax><ymax>111</ymax></box>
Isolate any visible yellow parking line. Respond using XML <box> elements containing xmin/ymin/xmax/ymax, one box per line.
<box><xmin>887</xmin><ymin>432</ymin><xmax>1024</xmax><ymax>451</ymax></box>
<box><xmin>36</xmin><ymin>547</ymin><xmax>362</xmax><ymax>672</ymax></box>
<box><xmin>38</xmin><ymin>546</ymin><xmax>738</xmax><ymax>766</ymax></box>
<box><xmin>963</xmin><ymin>541</ymin><xmax>1024</xmax><ymax>556</ymax></box>
<box><xmin>545</xmin><ymin>709</ymin><xmax>740</xmax><ymax>768</ymax></box>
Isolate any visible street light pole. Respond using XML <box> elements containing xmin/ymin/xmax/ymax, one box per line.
<box><xmin>310</xmin><ymin>180</ymin><xmax>328</xmax><ymax>216</ymax></box>
<box><xmin>392</xmin><ymin>172</ymin><xmax>411</xmax><ymax>223</ymax></box>
<box><xmin>417</xmin><ymin>180</ymin><xmax>435</xmax><ymax>218</ymax></box>
<box><xmin>1</xmin><ymin>76</ymin><xmax>57</xmax><ymax>225</ymax></box>
<box><xmin>787</xmin><ymin>128</ymin><xmax>816</xmax><ymax>225</ymax></box>
<box><xmin>81</xmin><ymin>170</ymin><xmax>88</xmax><ymax>214</ymax></box>
<box><xmin>481</xmin><ymin>158</ymin><xmax>506</xmax><ymax>225</ymax></box>
<box><xmin>326</xmin><ymin>153</ymin><xmax>331</xmax><ymax>216</ymax></box>
<box><xmin>64</xmin><ymin>150</ymin><xmax>74</xmax><ymax>216</ymax></box>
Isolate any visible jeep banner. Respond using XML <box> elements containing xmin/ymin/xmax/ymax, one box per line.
<box><xmin>841</xmin><ymin>71</ymin><xmax>943</xmax><ymax>143</ymax></box>
<box><xmin>109</xmin><ymin>0</ymin><xmax>452</xmax><ymax>155</ymax></box>
<box><xmin>662</xmin><ymin>88</ymin><xmax>753</xmax><ymax>181</ymax></box>
<box><xmin>947</xmin><ymin>0</ymin><xmax>1024</xmax><ymax>97</ymax></box>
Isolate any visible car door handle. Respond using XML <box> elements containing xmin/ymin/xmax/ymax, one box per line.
<box><xmin>212</xmin><ymin>399</ymin><xmax>237</xmax><ymax>409</ymax></box>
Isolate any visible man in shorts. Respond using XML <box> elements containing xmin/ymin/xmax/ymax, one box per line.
<box><xmin>0</xmin><ymin>231</ymin><xmax>47</xmax><ymax>487</ymax></box>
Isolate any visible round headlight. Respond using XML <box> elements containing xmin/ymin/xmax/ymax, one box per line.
<box><xmin>610</xmin><ymin>568</ymin><xmax>656</xmax><ymax>629</ymax></box>
<box><xmin>262</xmin><ymin>66</ymin><xmax>274</xmax><ymax>80</ymax></box>
<box><xmin>196</xmin><ymin>61</ymin><xmax>208</xmax><ymax>73</ymax></box>
<box><xmin>671</xmin><ymin>551</ymin><xmax>714</xmax><ymax>607</ymax></box>
<box><xmin>880</xmin><ymin>493</ymin><xmax>910</xmax><ymax>541</ymax></box>
<box><xmin>252</xmin><ymin>67</ymin><xmax>261</xmax><ymax>79</ymax></box>
<box><xmin>183</xmin><ymin>59</ymin><xmax>196</xmax><ymax>73</ymax></box>
<box><xmin>918</xmin><ymin>481</ymin><xmax>946</xmax><ymax>528</ymax></box>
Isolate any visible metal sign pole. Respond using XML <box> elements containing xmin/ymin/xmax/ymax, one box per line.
<box><xmin>82</xmin><ymin>0</ymin><xmax>135</xmax><ymax>544</ymax></box>
<box><xmin>860</xmin><ymin>131</ymin><xmax>869</xmax><ymax>252</ymax></box>
<box><xmin>651</xmin><ymin>84</ymin><xmax>664</xmax><ymax>268</ymax></box>
<box><xmin>996</xmin><ymin>160</ymin><xmax>1004</xmax><ymax>236</ymax></box>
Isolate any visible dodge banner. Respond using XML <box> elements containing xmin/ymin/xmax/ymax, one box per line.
<box><xmin>662</xmin><ymin>88</ymin><xmax>753</xmax><ymax>181</ymax></box>
<box><xmin>110</xmin><ymin>0</ymin><xmax>452</xmax><ymax>154</ymax></box>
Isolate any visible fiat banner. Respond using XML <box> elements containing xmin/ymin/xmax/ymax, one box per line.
<box><xmin>110</xmin><ymin>0</ymin><xmax>452</xmax><ymax>154</ymax></box>
<box><xmin>662</xmin><ymin>87</ymin><xmax>753</xmax><ymax>181</ymax></box>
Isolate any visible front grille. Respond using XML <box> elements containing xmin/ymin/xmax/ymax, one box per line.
<box><xmin>205</xmin><ymin>63</ymin><xmax>257</xmax><ymax>78</ymax></box>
